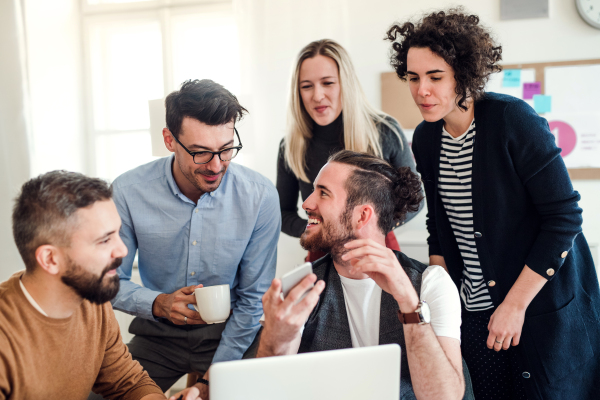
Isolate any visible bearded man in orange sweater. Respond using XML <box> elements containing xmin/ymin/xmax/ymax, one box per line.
<box><xmin>0</xmin><ymin>171</ymin><xmax>166</xmax><ymax>400</ymax></box>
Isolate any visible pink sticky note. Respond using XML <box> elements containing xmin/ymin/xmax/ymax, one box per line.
<box><xmin>523</xmin><ymin>82</ymin><xmax>541</xmax><ymax>100</ymax></box>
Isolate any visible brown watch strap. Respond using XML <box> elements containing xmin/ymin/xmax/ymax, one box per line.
<box><xmin>397</xmin><ymin>310</ymin><xmax>421</xmax><ymax>324</ymax></box>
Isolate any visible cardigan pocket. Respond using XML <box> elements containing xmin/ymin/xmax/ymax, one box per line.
<box><xmin>526</xmin><ymin>295</ymin><xmax>594</xmax><ymax>384</ymax></box>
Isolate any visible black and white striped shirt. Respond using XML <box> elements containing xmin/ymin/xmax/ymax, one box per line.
<box><xmin>438</xmin><ymin>120</ymin><xmax>494</xmax><ymax>312</ymax></box>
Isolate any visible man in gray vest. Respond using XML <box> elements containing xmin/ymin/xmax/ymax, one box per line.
<box><xmin>257</xmin><ymin>150</ymin><xmax>468</xmax><ymax>400</ymax></box>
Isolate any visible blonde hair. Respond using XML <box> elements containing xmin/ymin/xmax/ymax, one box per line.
<box><xmin>283</xmin><ymin>39</ymin><xmax>402</xmax><ymax>183</ymax></box>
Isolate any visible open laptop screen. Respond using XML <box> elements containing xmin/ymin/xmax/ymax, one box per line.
<box><xmin>210</xmin><ymin>344</ymin><xmax>400</xmax><ymax>400</ymax></box>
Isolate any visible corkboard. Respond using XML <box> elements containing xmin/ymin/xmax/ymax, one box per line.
<box><xmin>381</xmin><ymin>58</ymin><xmax>600</xmax><ymax>179</ymax></box>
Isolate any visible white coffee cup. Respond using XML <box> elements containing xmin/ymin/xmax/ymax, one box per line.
<box><xmin>193</xmin><ymin>284</ymin><xmax>231</xmax><ymax>324</ymax></box>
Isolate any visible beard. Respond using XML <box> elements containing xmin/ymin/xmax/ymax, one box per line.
<box><xmin>61</xmin><ymin>257</ymin><xmax>122</xmax><ymax>304</ymax></box>
<box><xmin>300</xmin><ymin>206</ymin><xmax>356</xmax><ymax>264</ymax></box>
<box><xmin>177</xmin><ymin>156</ymin><xmax>228</xmax><ymax>194</ymax></box>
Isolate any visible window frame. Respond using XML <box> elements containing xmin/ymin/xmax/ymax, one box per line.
<box><xmin>80</xmin><ymin>0</ymin><xmax>233</xmax><ymax>179</ymax></box>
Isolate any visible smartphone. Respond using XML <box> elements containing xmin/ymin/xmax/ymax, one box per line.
<box><xmin>281</xmin><ymin>262</ymin><xmax>313</xmax><ymax>299</ymax></box>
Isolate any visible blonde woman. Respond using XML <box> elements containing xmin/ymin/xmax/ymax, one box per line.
<box><xmin>277</xmin><ymin>39</ymin><xmax>422</xmax><ymax>261</ymax></box>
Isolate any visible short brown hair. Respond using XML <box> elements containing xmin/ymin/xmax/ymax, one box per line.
<box><xmin>329</xmin><ymin>150</ymin><xmax>423</xmax><ymax>234</ymax></box>
<box><xmin>165</xmin><ymin>79</ymin><xmax>247</xmax><ymax>139</ymax></box>
<box><xmin>12</xmin><ymin>171</ymin><xmax>113</xmax><ymax>272</ymax></box>
<box><xmin>386</xmin><ymin>8</ymin><xmax>502</xmax><ymax>111</ymax></box>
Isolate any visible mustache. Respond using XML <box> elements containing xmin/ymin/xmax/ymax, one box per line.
<box><xmin>194</xmin><ymin>168</ymin><xmax>225</xmax><ymax>176</ymax></box>
<box><xmin>306</xmin><ymin>212</ymin><xmax>322</xmax><ymax>219</ymax></box>
<box><xmin>100</xmin><ymin>258</ymin><xmax>122</xmax><ymax>279</ymax></box>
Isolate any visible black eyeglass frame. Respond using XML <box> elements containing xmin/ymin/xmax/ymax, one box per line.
<box><xmin>171</xmin><ymin>127</ymin><xmax>243</xmax><ymax>165</ymax></box>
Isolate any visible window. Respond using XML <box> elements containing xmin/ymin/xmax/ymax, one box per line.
<box><xmin>82</xmin><ymin>0</ymin><xmax>240</xmax><ymax>181</ymax></box>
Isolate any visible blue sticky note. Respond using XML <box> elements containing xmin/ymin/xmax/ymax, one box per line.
<box><xmin>503</xmin><ymin>69</ymin><xmax>521</xmax><ymax>87</ymax></box>
<box><xmin>533</xmin><ymin>95</ymin><xmax>551</xmax><ymax>114</ymax></box>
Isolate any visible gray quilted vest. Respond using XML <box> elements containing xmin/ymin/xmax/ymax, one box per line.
<box><xmin>298</xmin><ymin>251</ymin><xmax>425</xmax><ymax>400</ymax></box>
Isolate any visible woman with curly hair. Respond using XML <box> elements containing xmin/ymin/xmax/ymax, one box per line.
<box><xmin>386</xmin><ymin>8</ymin><xmax>600</xmax><ymax>400</ymax></box>
<box><xmin>277</xmin><ymin>39</ymin><xmax>422</xmax><ymax>262</ymax></box>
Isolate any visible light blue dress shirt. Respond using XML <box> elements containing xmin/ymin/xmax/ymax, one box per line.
<box><xmin>111</xmin><ymin>155</ymin><xmax>280</xmax><ymax>363</ymax></box>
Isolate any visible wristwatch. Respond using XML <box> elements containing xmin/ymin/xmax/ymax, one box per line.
<box><xmin>397</xmin><ymin>300</ymin><xmax>431</xmax><ymax>324</ymax></box>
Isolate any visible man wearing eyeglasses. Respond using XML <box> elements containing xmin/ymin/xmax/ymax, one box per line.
<box><xmin>105</xmin><ymin>79</ymin><xmax>281</xmax><ymax>399</ymax></box>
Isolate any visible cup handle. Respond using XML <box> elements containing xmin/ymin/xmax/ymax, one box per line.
<box><xmin>193</xmin><ymin>304</ymin><xmax>199</xmax><ymax>312</ymax></box>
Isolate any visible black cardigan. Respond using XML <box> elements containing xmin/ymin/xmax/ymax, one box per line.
<box><xmin>412</xmin><ymin>92</ymin><xmax>600</xmax><ymax>400</ymax></box>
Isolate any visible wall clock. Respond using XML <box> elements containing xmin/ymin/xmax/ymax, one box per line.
<box><xmin>576</xmin><ymin>0</ymin><xmax>600</xmax><ymax>29</ymax></box>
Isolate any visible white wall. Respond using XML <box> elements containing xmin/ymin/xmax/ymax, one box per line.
<box><xmin>24</xmin><ymin>0</ymin><xmax>86</xmax><ymax>176</ymax></box>
<box><xmin>0</xmin><ymin>0</ymin><xmax>31</xmax><ymax>281</ymax></box>
<box><xmin>234</xmin><ymin>0</ymin><xmax>600</xmax><ymax>276</ymax></box>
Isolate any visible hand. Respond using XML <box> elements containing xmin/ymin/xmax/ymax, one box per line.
<box><xmin>168</xmin><ymin>384</ymin><xmax>205</xmax><ymax>400</ymax></box>
<box><xmin>486</xmin><ymin>300</ymin><xmax>526</xmax><ymax>351</ymax></box>
<box><xmin>342</xmin><ymin>239</ymin><xmax>419</xmax><ymax>312</ymax></box>
<box><xmin>258</xmin><ymin>274</ymin><xmax>325</xmax><ymax>356</ymax></box>
<box><xmin>152</xmin><ymin>284</ymin><xmax>206</xmax><ymax>325</ymax></box>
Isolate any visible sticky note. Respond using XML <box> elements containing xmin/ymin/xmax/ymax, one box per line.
<box><xmin>533</xmin><ymin>95</ymin><xmax>551</xmax><ymax>114</ymax></box>
<box><xmin>523</xmin><ymin>82</ymin><xmax>541</xmax><ymax>100</ymax></box>
<box><xmin>503</xmin><ymin>69</ymin><xmax>521</xmax><ymax>87</ymax></box>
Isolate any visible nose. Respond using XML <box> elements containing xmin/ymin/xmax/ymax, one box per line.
<box><xmin>417</xmin><ymin>80</ymin><xmax>431</xmax><ymax>98</ymax></box>
<box><xmin>313</xmin><ymin>84</ymin><xmax>325</xmax><ymax>102</ymax></box>
<box><xmin>205</xmin><ymin>153</ymin><xmax>223</xmax><ymax>173</ymax></box>
<box><xmin>113</xmin><ymin>235</ymin><xmax>128</xmax><ymax>259</ymax></box>
<box><xmin>302</xmin><ymin>191</ymin><xmax>317</xmax><ymax>213</ymax></box>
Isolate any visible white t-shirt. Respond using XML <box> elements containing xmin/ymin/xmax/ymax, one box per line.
<box><xmin>339</xmin><ymin>265</ymin><xmax>461</xmax><ymax>348</ymax></box>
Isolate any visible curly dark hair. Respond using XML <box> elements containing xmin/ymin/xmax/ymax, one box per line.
<box><xmin>386</xmin><ymin>8</ymin><xmax>502</xmax><ymax>111</ymax></box>
<box><xmin>328</xmin><ymin>150</ymin><xmax>423</xmax><ymax>234</ymax></box>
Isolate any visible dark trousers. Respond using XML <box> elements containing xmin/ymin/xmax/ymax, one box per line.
<box><xmin>89</xmin><ymin>317</ymin><xmax>261</xmax><ymax>398</ymax></box>
<box><xmin>461</xmin><ymin>307</ymin><xmax>527</xmax><ymax>400</ymax></box>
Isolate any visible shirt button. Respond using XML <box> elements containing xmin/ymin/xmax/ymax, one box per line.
<box><xmin>522</xmin><ymin>372</ymin><xmax>531</xmax><ymax>379</ymax></box>
<box><xmin>192</xmin><ymin>240</ymin><xmax>197</xmax><ymax>246</ymax></box>
<box><xmin>561</xmin><ymin>251</ymin><xmax>568</xmax><ymax>258</ymax></box>
<box><xmin>195</xmin><ymin>209</ymin><xmax>198</xmax><ymax>214</ymax></box>
<box><xmin>474</xmin><ymin>232</ymin><xmax>482</xmax><ymax>238</ymax></box>
<box><xmin>546</xmin><ymin>268</ymin><xmax>555</xmax><ymax>276</ymax></box>
<box><xmin>487</xmin><ymin>280</ymin><xmax>496</xmax><ymax>287</ymax></box>
<box><xmin>190</xmin><ymin>271</ymin><xmax>196</xmax><ymax>276</ymax></box>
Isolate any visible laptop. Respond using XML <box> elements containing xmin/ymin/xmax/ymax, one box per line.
<box><xmin>210</xmin><ymin>344</ymin><xmax>400</xmax><ymax>400</ymax></box>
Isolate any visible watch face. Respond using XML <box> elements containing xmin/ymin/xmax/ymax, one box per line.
<box><xmin>419</xmin><ymin>301</ymin><xmax>431</xmax><ymax>324</ymax></box>
<box><xmin>577</xmin><ymin>0</ymin><xmax>600</xmax><ymax>29</ymax></box>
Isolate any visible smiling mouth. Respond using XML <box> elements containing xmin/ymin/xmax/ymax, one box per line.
<box><xmin>195</xmin><ymin>169</ymin><xmax>224</xmax><ymax>182</ymax></box>
<box><xmin>306</xmin><ymin>217</ymin><xmax>322</xmax><ymax>228</ymax></box>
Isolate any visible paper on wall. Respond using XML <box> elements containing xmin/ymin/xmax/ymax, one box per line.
<box><xmin>544</xmin><ymin>64</ymin><xmax>600</xmax><ymax>168</ymax></box>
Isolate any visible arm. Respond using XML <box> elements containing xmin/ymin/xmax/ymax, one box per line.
<box><xmin>343</xmin><ymin>239</ymin><xmax>464</xmax><ymax>400</ymax></box>
<box><xmin>276</xmin><ymin>141</ymin><xmax>308</xmax><ymax>237</ymax></box>
<box><xmin>110</xmin><ymin>186</ymin><xmax>163</xmax><ymax>320</ymax></box>
<box><xmin>210</xmin><ymin>185</ymin><xmax>282</xmax><ymax>363</ymax></box>
<box><xmin>92</xmin><ymin>304</ymin><xmax>165</xmax><ymax>399</ymax></box>
<box><xmin>382</xmin><ymin>117</ymin><xmax>423</xmax><ymax>225</ymax></box>
<box><xmin>487</xmin><ymin>266</ymin><xmax>546</xmax><ymax>351</ymax></box>
<box><xmin>487</xmin><ymin>100</ymin><xmax>581</xmax><ymax>350</ymax></box>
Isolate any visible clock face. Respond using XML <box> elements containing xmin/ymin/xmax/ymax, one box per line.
<box><xmin>577</xmin><ymin>0</ymin><xmax>600</xmax><ymax>29</ymax></box>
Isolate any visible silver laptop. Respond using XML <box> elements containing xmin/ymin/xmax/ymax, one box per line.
<box><xmin>210</xmin><ymin>344</ymin><xmax>400</xmax><ymax>400</ymax></box>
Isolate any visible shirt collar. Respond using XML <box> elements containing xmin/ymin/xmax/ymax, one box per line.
<box><xmin>20</xmin><ymin>278</ymin><xmax>49</xmax><ymax>317</ymax></box>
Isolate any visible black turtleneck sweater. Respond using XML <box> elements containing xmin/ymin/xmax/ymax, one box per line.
<box><xmin>276</xmin><ymin>114</ymin><xmax>422</xmax><ymax>237</ymax></box>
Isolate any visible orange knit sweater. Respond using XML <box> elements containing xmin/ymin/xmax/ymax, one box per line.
<box><xmin>0</xmin><ymin>271</ymin><xmax>164</xmax><ymax>400</ymax></box>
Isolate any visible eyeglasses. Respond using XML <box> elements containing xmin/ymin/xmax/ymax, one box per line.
<box><xmin>171</xmin><ymin>128</ymin><xmax>243</xmax><ymax>165</ymax></box>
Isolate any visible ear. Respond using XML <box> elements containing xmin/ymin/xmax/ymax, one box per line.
<box><xmin>354</xmin><ymin>204</ymin><xmax>375</xmax><ymax>231</ymax></box>
<box><xmin>34</xmin><ymin>245</ymin><xmax>62</xmax><ymax>276</ymax></box>
<box><xmin>163</xmin><ymin>128</ymin><xmax>176</xmax><ymax>153</ymax></box>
